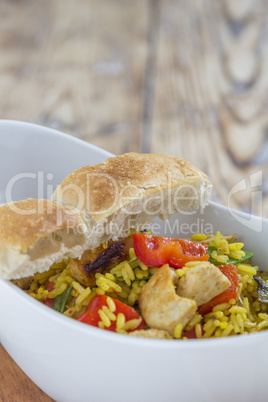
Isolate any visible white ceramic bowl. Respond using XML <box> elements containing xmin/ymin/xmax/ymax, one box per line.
<box><xmin>0</xmin><ymin>120</ymin><xmax>267</xmax><ymax>402</ymax></box>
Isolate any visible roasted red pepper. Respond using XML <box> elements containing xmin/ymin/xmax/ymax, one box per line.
<box><xmin>76</xmin><ymin>295</ymin><xmax>145</xmax><ymax>332</ymax></box>
<box><xmin>183</xmin><ymin>326</ymin><xmax>205</xmax><ymax>339</ymax></box>
<box><xmin>198</xmin><ymin>264</ymin><xmax>239</xmax><ymax>315</ymax></box>
<box><xmin>133</xmin><ymin>233</ymin><xmax>209</xmax><ymax>268</ymax></box>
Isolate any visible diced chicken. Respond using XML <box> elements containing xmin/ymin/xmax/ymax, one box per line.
<box><xmin>176</xmin><ymin>262</ymin><xmax>231</xmax><ymax>306</ymax></box>
<box><xmin>139</xmin><ymin>264</ymin><xmax>197</xmax><ymax>335</ymax></box>
<box><xmin>128</xmin><ymin>328</ymin><xmax>173</xmax><ymax>339</ymax></box>
<box><xmin>69</xmin><ymin>235</ymin><xmax>133</xmax><ymax>287</ymax></box>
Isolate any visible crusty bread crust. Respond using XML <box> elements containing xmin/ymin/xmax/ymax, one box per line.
<box><xmin>0</xmin><ymin>199</ymin><xmax>83</xmax><ymax>252</ymax></box>
<box><xmin>0</xmin><ymin>199</ymin><xmax>87</xmax><ymax>280</ymax></box>
<box><xmin>52</xmin><ymin>153</ymin><xmax>212</xmax><ymax>249</ymax></box>
<box><xmin>0</xmin><ymin>153</ymin><xmax>212</xmax><ymax>280</ymax></box>
<box><xmin>53</xmin><ymin>153</ymin><xmax>211</xmax><ymax>219</ymax></box>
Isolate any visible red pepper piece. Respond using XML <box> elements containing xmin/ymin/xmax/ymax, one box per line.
<box><xmin>183</xmin><ymin>326</ymin><xmax>205</xmax><ymax>339</ymax></box>
<box><xmin>198</xmin><ymin>264</ymin><xmax>240</xmax><ymax>315</ymax></box>
<box><xmin>76</xmin><ymin>295</ymin><xmax>145</xmax><ymax>332</ymax></box>
<box><xmin>133</xmin><ymin>233</ymin><xmax>209</xmax><ymax>268</ymax></box>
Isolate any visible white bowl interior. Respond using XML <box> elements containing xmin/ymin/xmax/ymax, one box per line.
<box><xmin>0</xmin><ymin>121</ymin><xmax>267</xmax><ymax>402</ymax></box>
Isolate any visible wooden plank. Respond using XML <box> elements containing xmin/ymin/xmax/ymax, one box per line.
<box><xmin>0</xmin><ymin>0</ymin><xmax>149</xmax><ymax>154</ymax></box>
<box><xmin>0</xmin><ymin>345</ymin><xmax>53</xmax><ymax>402</ymax></box>
<box><xmin>152</xmin><ymin>0</ymin><xmax>268</xmax><ymax>217</ymax></box>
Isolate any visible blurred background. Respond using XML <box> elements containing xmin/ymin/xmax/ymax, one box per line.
<box><xmin>0</xmin><ymin>0</ymin><xmax>268</xmax><ymax>398</ymax></box>
<box><xmin>1</xmin><ymin>0</ymin><xmax>268</xmax><ymax>218</ymax></box>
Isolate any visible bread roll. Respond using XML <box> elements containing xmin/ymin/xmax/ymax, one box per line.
<box><xmin>0</xmin><ymin>199</ymin><xmax>86</xmax><ymax>279</ymax></box>
<box><xmin>52</xmin><ymin>153</ymin><xmax>212</xmax><ymax>250</ymax></box>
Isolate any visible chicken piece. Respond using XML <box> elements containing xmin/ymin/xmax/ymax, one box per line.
<box><xmin>69</xmin><ymin>235</ymin><xmax>133</xmax><ymax>287</ymax></box>
<box><xmin>176</xmin><ymin>262</ymin><xmax>231</xmax><ymax>306</ymax></box>
<box><xmin>139</xmin><ymin>264</ymin><xmax>197</xmax><ymax>336</ymax></box>
<box><xmin>128</xmin><ymin>328</ymin><xmax>173</xmax><ymax>339</ymax></box>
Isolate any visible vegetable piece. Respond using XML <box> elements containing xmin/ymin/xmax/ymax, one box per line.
<box><xmin>43</xmin><ymin>298</ymin><xmax>54</xmax><ymax>308</ymax></box>
<box><xmin>253</xmin><ymin>275</ymin><xmax>268</xmax><ymax>304</ymax></box>
<box><xmin>198</xmin><ymin>264</ymin><xmax>239</xmax><ymax>315</ymax></box>
<box><xmin>208</xmin><ymin>247</ymin><xmax>254</xmax><ymax>266</ymax></box>
<box><xmin>133</xmin><ymin>234</ymin><xmax>209</xmax><ymax>268</ymax></box>
<box><xmin>46</xmin><ymin>282</ymin><xmax>55</xmax><ymax>292</ymax></box>
<box><xmin>76</xmin><ymin>295</ymin><xmax>145</xmax><ymax>332</ymax></box>
<box><xmin>183</xmin><ymin>327</ymin><xmax>204</xmax><ymax>339</ymax></box>
<box><xmin>53</xmin><ymin>287</ymin><xmax>73</xmax><ymax>313</ymax></box>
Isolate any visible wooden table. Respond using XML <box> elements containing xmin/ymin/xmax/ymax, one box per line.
<box><xmin>1</xmin><ymin>0</ymin><xmax>268</xmax><ymax>400</ymax></box>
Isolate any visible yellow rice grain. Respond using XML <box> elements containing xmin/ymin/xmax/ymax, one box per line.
<box><xmin>72</xmin><ymin>281</ymin><xmax>85</xmax><ymax>294</ymax></box>
<box><xmin>206</xmin><ymin>311</ymin><xmax>224</xmax><ymax>319</ymax></box>
<box><xmin>121</xmin><ymin>266</ymin><xmax>131</xmax><ymax>286</ymax></box>
<box><xmin>195</xmin><ymin>324</ymin><xmax>203</xmax><ymax>338</ymax></box>
<box><xmin>237</xmin><ymin>264</ymin><xmax>257</xmax><ymax>275</ymax></box>
<box><xmin>214</xmin><ymin>328</ymin><xmax>223</xmax><ymax>337</ymax></box>
<box><xmin>253</xmin><ymin>300</ymin><xmax>262</xmax><ymax>312</ymax></box>
<box><xmin>134</xmin><ymin>268</ymin><xmax>144</xmax><ymax>279</ymax></box>
<box><xmin>237</xmin><ymin>283</ymin><xmax>243</xmax><ymax>299</ymax></box>
<box><xmin>219</xmin><ymin>316</ymin><xmax>229</xmax><ymax>322</ymax></box>
<box><xmin>258</xmin><ymin>313</ymin><xmax>268</xmax><ymax>320</ymax></box>
<box><xmin>125</xmin><ymin>263</ymin><xmax>135</xmax><ymax>281</ymax></box>
<box><xmin>75</xmin><ymin>287</ymin><xmax>91</xmax><ymax>306</ymax></box>
<box><xmin>203</xmin><ymin>319</ymin><xmax>214</xmax><ymax>332</ymax></box>
<box><xmin>229</xmin><ymin>306</ymin><xmax>247</xmax><ymax>314</ymax></box>
<box><xmin>236</xmin><ymin>314</ymin><xmax>244</xmax><ymax>333</ymax></box>
<box><xmin>203</xmin><ymin>325</ymin><xmax>216</xmax><ymax>338</ymax></box>
<box><xmin>244</xmin><ymin>321</ymin><xmax>256</xmax><ymax>329</ymax></box>
<box><xmin>98</xmin><ymin>309</ymin><xmax>111</xmax><ymax>328</ymax></box>
<box><xmin>98</xmin><ymin>321</ymin><xmax>105</xmax><ymax>329</ymax></box>
<box><xmin>102</xmin><ymin>306</ymin><xmax>117</xmax><ymax>321</ymax></box>
<box><xmin>219</xmin><ymin>322</ymin><xmax>228</xmax><ymax>329</ymax></box>
<box><xmin>240</xmin><ymin>275</ymin><xmax>250</xmax><ymax>285</ymax></box>
<box><xmin>48</xmin><ymin>283</ymin><xmax>67</xmax><ymax>298</ymax></box>
<box><xmin>257</xmin><ymin>321</ymin><xmax>268</xmax><ymax>330</ymax></box>
<box><xmin>105</xmin><ymin>273</ymin><xmax>116</xmax><ymax>281</ymax></box>
<box><xmin>191</xmin><ymin>233</ymin><xmax>207</xmax><ymax>241</ymax></box>
<box><xmin>129</xmin><ymin>248</ymin><xmax>136</xmax><ymax>260</ymax></box>
<box><xmin>106</xmin><ymin>296</ymin><xmax>116</xmax><ymax>313</ymax></box>
<box><xmin>116</xmin><ymin>313</ymin><xmax>126</xmax><ymax>330</ymax></box>
<box><xmin>230</xmin><ymin>313</ymin><xmax>240</xmax><ymax>334</ymax></box>
<box><xmin>174</xmin><ymin>323</ymin><xmax>183</xmax><ymax>339</ymax></box>
<box><xmin>228</xmin><ymin>242</ymin><xmax>244</xmax><ymax>251</ymax></box>
<box><xmin>215</xmin><ymin>254</ymin><xmax>229</xmax><ymax>263</ymax></box>
<box><xmin>221</xmin><ymin>324</ymin><xmax>234</xmax><ymax>337</ymax></box>
<box><xmin>229</xmin><ymin>299</ymin><xmax>236</xmax><ymax>305</ymax></box>
<box><xmin>212</xmin><ymin>303</ymin><xmax>230</xmax><ymax>312</ymax></box>
<box><xmin>128</xmin><ymin>290</ymin><xmax>138</xmax><ymax>306</ymax></box>
<box><xmin>138</xmin><ymin>260</ymin><xmax>149</xmax><ymax>271</ymax></box>
<box><xmin>124</xmin><ymin>318</ymin><xmax>142</xmax><ymax>331</ymax></box>
<box><xmin>96</xmin><ymin>288</ymin><xmax>105</xmax><ymax>295</ymax></box>
<box><xmin>176</xmin><ymin>269</ymin><xmax>186</xmax><ymax>278</ymax></box>
<box><xmin>188</xmin><ymin>314</ymin><xmax>203</xmax><ymax>328</ymax></box>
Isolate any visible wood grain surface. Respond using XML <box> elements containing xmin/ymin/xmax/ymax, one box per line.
<box><xmin>0</xmin><ymin>0</ymin><xmax>268</xmax><ymax>400</ymax></box>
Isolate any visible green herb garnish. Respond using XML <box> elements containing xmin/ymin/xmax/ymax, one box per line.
<box><xmin>53</xmin><ymin>286</ymin><xmax>73</xmax><ymax>313</ymax></box>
